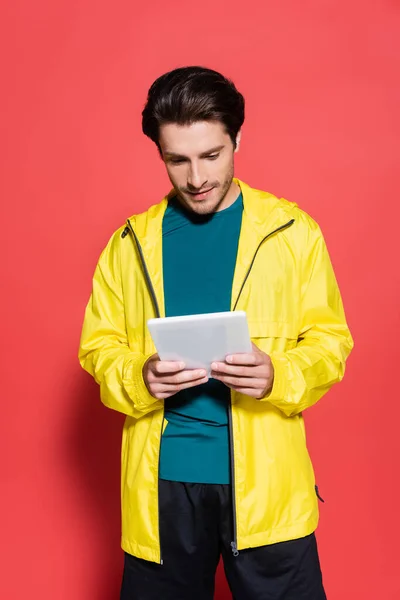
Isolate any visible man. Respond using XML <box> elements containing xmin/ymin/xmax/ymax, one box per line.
<box><xmin>79</xmin><ymin>66</ymin><xmax>353</xmax><ymax>599</ymax></box>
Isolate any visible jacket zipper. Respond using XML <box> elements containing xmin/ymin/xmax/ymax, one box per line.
<box><xmin>123</xmin><ymin>221</ymin><xmax>161</xmax><ymax>318</ymax></box>
<box><xmin>229</xmin><ymin>217</ymin><xmax>295</xmax><ymax>557</ymax></box>
<box><xmin>228</xmin><ymin>405</ymin><xmax>239</xmax><ymax>557</ymax></box>
<box><xmin>232</xmin><ymin>219</ymin><xmax>295</xmax><ymax>312</ymax></box>
<box><xmin>122</xmin><ymin>221</ymin><xmax>164</xmax><ymax>564</ymax></box>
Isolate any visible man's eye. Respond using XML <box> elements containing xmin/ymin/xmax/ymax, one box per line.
<box><xmin>170</xmin><ymin>158</ymin><xmax>185</xmax><ymax>165</ymax></box>
<box><xmin>206</xmin><ymin>154</ymin><xmax>219</xmax><ymax>161</ymax></box>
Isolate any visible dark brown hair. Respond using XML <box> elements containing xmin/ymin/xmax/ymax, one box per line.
<box><xmin>142</xmin><ymin>66</ymin><xmax>245</xmax><ymax>150</ymax></box>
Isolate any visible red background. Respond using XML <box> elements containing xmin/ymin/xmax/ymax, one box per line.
<box><xmin>1</xmin><ymin>1</ymin><xmax>399</xmax><ymax>598</ymax></box>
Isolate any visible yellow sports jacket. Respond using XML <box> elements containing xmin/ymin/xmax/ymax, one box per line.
<box><xmin>79</xmin><ymin>179</ymin><xmax>353</xmax><ymax>563</ymax></box>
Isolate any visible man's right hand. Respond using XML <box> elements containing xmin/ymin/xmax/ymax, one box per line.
<box><xmin>143</xmin><ymin>354</ymin><xmax>209</xmax><ymax>399</ymax></box>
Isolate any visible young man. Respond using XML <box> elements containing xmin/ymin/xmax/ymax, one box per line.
<box><xmin>79</xmin><ymin>66</ymin><xmax>353</xmax><ymax>599</ymax></box>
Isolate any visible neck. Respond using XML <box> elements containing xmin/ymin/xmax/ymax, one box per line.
<box><xmin>215</xmin><ymin>179</ymin><xmax>240</xmax><ymax>212</ymax></box>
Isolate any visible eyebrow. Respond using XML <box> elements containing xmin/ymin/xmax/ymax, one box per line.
<box><xmin>164</xmin><ymin>145</ymin><xmax>225</xmax><ymax>159</ymax></box>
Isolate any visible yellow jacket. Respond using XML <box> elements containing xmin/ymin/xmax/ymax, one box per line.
<box><xmin>79</xmin><ymin>179</ymin><xmax>353</xmax><ymax>563</ymax></box>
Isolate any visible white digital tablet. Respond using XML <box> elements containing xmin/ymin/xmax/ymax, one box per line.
<box><xmin>147</xmin><ymin>311</ymin><xmax>252</xmax><ymax>374</ymax></box>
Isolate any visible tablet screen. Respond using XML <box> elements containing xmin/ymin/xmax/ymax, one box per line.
<box><xmin>147</xmin><ymin>311</ymin><xmax>251</xmax><ymax>372</ymax></box>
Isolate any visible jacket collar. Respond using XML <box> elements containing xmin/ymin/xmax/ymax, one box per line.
<box><xmin>128</xmin><ymin>179</ymin><xmax>297</xmax><ymax>315</ymax></box>
<box><xmin>130</xmin><ymin>178</ymin><xmax>297</xmax><ymax>244</ymax></box>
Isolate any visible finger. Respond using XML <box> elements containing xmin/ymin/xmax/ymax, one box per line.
<box><xmin>152</xmin><ymin>360</ymin><xmax>186</xmax><ymax>375</ymax></box>
<box><xmin>211</xmin><ymin>362</ymin><xmax>259</xmax><ymax>377</ymax></box>
<box><xmin>162</xmin><ymin>374</ymin><xmax>209</xmax><ymax>391</ymax></box>
<box><xmin>217</xmin><ymin>379</ymin><xmax>266</xmax><ymax>396</ymax></box>
<box><xmin>229</xmin><ymin>387</ymin><xmax>264</xmax><ymax>398</ymax></box>
<box><xmin>152</xmin><ymin>375</ymin><xmax>209</xmax><ymax>398</ymax></box>
<box><xmin>227</xmin><ymin>353</ymin><xmax>262</xmax><ymax>367</ymax></box>
<box><xmin>151</xmin><ymin>369</ymin><xmax>208</xmax><ymax>385</ymax></box>
<box><xmin>212</xmin><ymin>374</ymin><xmax>266</xmax><ymax>389</ymax></box>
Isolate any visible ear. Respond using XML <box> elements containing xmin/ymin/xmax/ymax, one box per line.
<box><xmin>235</xmin><ymin>130</ymin><xmax>242</xmax><ymax>153</ymax></box>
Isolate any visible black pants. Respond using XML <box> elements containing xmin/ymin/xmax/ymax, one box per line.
<box><xmin>121</xmin><ymin>480</ymin><xmax>326</xmax><ymax>600</ymax></box>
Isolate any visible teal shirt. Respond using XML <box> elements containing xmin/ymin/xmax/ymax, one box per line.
<box><xmin>159</xmin><ymin>192</ymin><xmax>243</xmax><ymax>484</ymax></box>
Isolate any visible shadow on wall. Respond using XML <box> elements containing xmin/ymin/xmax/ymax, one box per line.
<box><xmin>67</xmin><ymin>372</ymin><xmax>124</xmax><ymax>600</ymax></box>
<box><xmin>66</xmin><ymin>372</ymin><xmax>232</xmax><ymax>600</ymax></box>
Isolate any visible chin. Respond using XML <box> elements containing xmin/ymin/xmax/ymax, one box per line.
<box><xmin>181</xmin><ymin>191</ymin><xmax>224</xmax><ymax>215</ymax></box>
<box><xmin>187</xmin><ymin>201</ymin><xmax>218</xmax><ymax>215</ymax></box>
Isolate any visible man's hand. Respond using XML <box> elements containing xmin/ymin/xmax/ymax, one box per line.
<box><xmin>143</xmin><ymin>354</ymin><xmax>208</xmax><ymax>399</ymax></box>
<box><xmin>211</xmin><ymin>343</ymin><xmax>274</xmax><ymax>399</ymax></box>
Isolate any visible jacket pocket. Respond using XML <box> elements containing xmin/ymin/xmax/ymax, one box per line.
<box><xmin>248</xmin><ymin>320</ymin><xmax>298</xmax><ymax>339</ymax></box>
<box><xmin>248</xmin><ymin>320</ymin><xmax>298</xmax><ymax>352</ymax></box>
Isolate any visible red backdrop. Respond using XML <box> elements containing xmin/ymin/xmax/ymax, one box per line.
<box><xmin>1</xmin><ymin>1</ymin><xmax>399</xmax><ymax>598</ymax></box>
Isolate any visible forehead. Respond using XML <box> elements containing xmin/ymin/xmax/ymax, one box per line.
<box><xmin>159</xmin><ymin>121</ymin><xmax>230</xmax><ymax>155</ymax></box>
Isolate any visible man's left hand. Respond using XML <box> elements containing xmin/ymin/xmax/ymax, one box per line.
<box><xmin>211</xmin><ymin>343</ymin><xmax>274</xmax><ymax>399</ymax></box>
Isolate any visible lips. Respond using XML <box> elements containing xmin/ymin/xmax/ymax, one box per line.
<box><xmin>187</xmin><ymin>187</ymin><xmax>214</xmax><ymax>198</ymax></box>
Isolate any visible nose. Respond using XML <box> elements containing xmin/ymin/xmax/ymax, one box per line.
<box><xmin>187</xmin><ymin>163</ymin><xmax>208</xmax><ymax>190</ymax></box>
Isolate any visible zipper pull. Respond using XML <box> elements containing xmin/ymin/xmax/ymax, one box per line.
<box><xmin>230</xmin><ymin>541</ymin><xmax>239</xmax><ymax>557</ymax></box>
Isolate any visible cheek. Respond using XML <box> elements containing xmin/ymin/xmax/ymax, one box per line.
<box><xmin>207</xmin><ymin>158</ymin><xmax>225</xmax><ymax>181</ymax></box>
<box><xmin>216</xmin><ymin>155</ymin><xmax>234</xmax><ymax>180</ymax></box>
<box><xmin>165</xmin><ymin>165</ymin><xmax>184</xmax><ymax>187</ymax></box>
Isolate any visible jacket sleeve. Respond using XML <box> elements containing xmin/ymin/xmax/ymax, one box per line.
<box><xmin>265</xmin><ymin>223</ymin><xmax>353</xmax><ymax>417</ymax></box>
<box><xmin>78</xmin><ymin>235</ymin><xmax>163</xmax><ymax>419</ymax></box>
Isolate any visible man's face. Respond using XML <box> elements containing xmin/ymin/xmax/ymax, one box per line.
<box><xmin>158</xmin><ymin>120</ymin><xmax>240</xmax><ymax>215</ymax></box>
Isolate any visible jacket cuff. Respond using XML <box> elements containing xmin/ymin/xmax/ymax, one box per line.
<box><xmin>123</xmin><ymin>352</ymin><xmax>160</xmax><ymax>410</ymax></box>
<box><xmin>262</xmin><ymin>352</ymin><xmax>288</xmax><ymax>402</ymax></box>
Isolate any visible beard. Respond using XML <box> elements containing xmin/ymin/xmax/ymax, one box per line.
<box><xmin>174</xmin><ymin>163</ymin><xmax>235</xmax><ymax>215</ymax></box>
